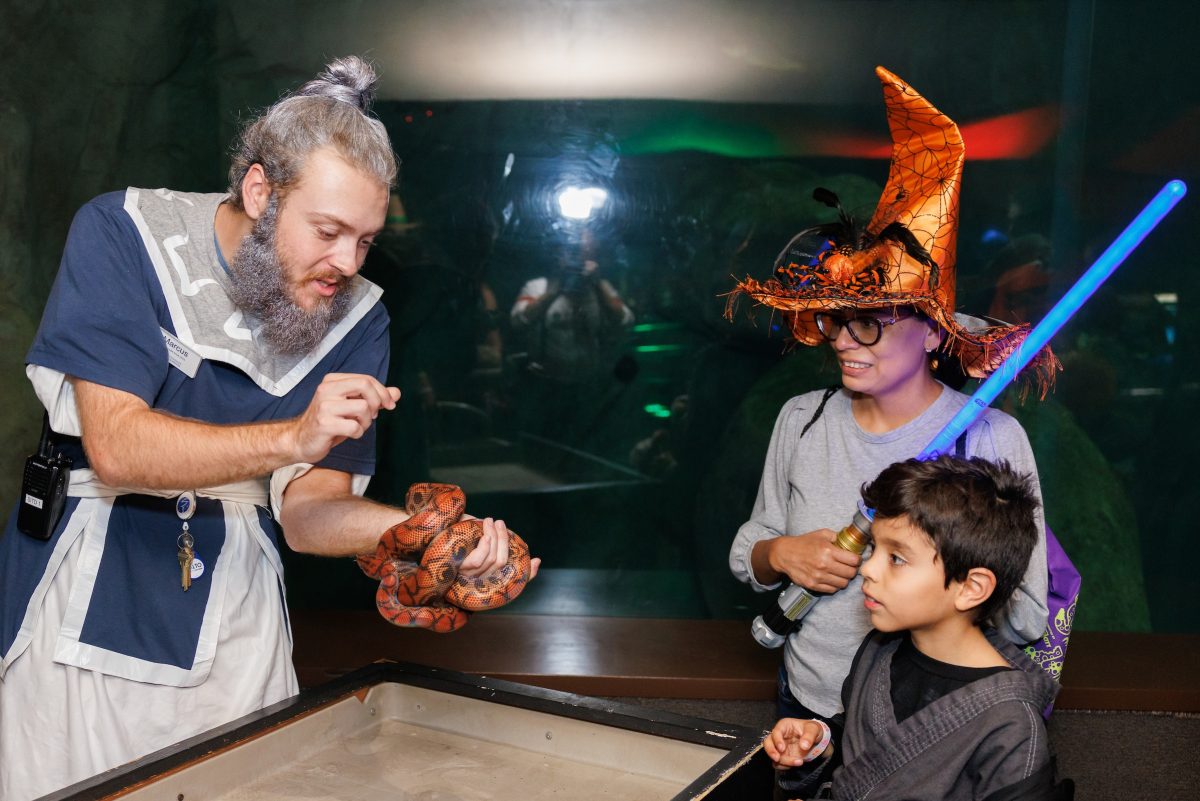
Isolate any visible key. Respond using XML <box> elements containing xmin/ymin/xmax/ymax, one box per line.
<box><xmin>178</xmin><ymin>547</ymin><xmax>193</xmax><ymax>591</ymax></box>
<box><xmin>178</xmin><ymin>523</ymin><xmax>194</xmax><ymax>592</ymax></box>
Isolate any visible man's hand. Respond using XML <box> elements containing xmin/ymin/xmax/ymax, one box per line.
<box><xmin>282</xmin><ymin>475</ymin><xmax>542</xmax><ymax>584</ymax></box>
<box><xmin>458</xmin><ymin>516</ymin><xmax>541</xmax><ymax>580</ymax></box>
<box><xmin>760</xmin><ymin>529</ymin><xmax>861</xmax><ymax>593</ymax></box>
<box><xmin>289</xmin><ymin>373</ymin><xmax>400</xmax><ymax>464</ymax></box>
<box><xmin>764</xmin><ymin>718</ymin><xmax>830</xmax><ymax>767</ymax></box>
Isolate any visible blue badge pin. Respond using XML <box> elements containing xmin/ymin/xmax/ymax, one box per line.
<box><xmin>175</xmin><ymin>490</ymin><xmax>197</xmax><ymax>521</ymax></box>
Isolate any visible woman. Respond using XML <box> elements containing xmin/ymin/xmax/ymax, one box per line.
<box><xmin>727</xmin><ymin>67</ymin><xmax>1057</xmax><ymax>728</ymax></box>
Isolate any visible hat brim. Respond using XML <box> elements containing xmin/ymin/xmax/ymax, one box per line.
<box><xmin>726</xmin><ymin>278</ymin><xmax>1059</xmax><ymax>396</ymax></box>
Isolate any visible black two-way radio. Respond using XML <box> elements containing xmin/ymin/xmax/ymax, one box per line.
<box><xmin>17</xmin><ymin>413</ymin><xmax>71</xmax><ymax>541</ymax></box>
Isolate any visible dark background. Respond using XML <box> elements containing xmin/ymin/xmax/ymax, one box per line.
<box><xmin>2</xmin><ymin>0</ymin><xmax>1196</xmax><ymax>632</ymax></box>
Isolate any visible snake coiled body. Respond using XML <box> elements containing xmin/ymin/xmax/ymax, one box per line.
<box><xmin>356</xmin><ymin>483</ymin><xmax>531</xmax><ymax>632</ymax></box>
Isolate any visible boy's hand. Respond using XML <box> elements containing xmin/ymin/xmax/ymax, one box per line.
<box><xmin>764</xmin><ymin>718</ymin><xmax>831</xmax><ymax>767</ymax></box>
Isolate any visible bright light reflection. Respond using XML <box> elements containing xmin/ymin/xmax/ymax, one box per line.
<box><xmin>557</xmin><ymin>186</ymin><xmax>608</xmax><ymax>220</ymax></box>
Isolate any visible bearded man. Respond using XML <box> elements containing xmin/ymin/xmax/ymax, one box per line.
<box><xmin>0</xmin><ymin>56</ymin><xmax>536</xmax><ymax>801</ymax></box>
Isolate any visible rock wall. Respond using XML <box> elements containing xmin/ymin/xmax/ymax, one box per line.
<box><xmin>0</xmin><ymin>3</ymin><xmax>221</xmax><ymax>511</ymax></box>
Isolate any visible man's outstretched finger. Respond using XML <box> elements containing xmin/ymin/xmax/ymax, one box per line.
<box><xmin>319</xmin><ymin>373</ymin><xmax>400</xmax><ymax>411</ymax></box>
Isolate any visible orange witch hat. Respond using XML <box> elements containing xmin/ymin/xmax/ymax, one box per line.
<box><xmin>727</xmin><ymin>66</ymin><xmax>1057</xmax><ymax>390</ymax></box>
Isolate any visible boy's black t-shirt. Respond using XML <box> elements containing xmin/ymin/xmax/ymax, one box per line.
<box><xmin>889</xmin><ymin>634</ymin><xmax>1012</xmax><ymax>723</ymax></box>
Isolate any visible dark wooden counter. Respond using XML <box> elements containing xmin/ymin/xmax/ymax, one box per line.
<box><xmin>292</xmin><ymin>611</ymin><xmax>1200</xmax><ymax>712</ymax></box>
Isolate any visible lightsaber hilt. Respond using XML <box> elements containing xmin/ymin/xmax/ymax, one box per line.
<box><xmin>750</xmin><ymin>508</ymin><xmax>872</xmax><ymax>648</ymax></box>
<box><xmin>750</xmin><ymin>179</ymin><xmax>1187</xmax><ymax>649</ymax></box>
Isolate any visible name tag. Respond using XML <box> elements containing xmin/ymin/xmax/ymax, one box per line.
<box><xmin>161</xmin><ymin>328</ymin><xmax>202</xmax><ymax>378</ymax></box>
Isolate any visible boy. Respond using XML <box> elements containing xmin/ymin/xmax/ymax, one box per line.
<box><xmin>765</xmin><ymin>455</ymin><xmax>1067</xmax><ymax>801</ymax></box>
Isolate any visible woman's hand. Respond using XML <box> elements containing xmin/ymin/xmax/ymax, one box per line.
<box><xmin>762</xmin><ymin>529</ymin><xmax>861</xmax><ymax>592</ymax></box>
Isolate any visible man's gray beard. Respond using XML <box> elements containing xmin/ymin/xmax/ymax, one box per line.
<box><xmin>227</xmin><ymin>197</ymin><xmax>354</xmax><ymax>356</ymax></box>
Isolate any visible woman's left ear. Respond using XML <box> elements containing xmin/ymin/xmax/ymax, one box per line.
<box><xmin>955</xmin><ymin>567</ymin><xmax>997</xmax><ymax>613</ymax></box>
<box><xmin>924</xmin><ymin>320</ymin><xmax>945</xmax><ymax>353</ymax></box>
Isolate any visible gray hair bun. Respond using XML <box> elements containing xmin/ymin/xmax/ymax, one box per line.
<box><xmin>296</xmin><ymin>55</ymin><xmax>379</xmax><ymax>113</ymax></box>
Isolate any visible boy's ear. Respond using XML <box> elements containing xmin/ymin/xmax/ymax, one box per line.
<box><xmin>954</xmin><ymin>567</ymin><xmax>997</xmax><ymax>613</ymax></box>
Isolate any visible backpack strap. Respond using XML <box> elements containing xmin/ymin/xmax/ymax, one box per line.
<box><xmin>800</xmin><ymin>386</ymin><xmax>840</xmax><ymax>439</ymax></box>
<box><xmin>954</xmin><ymin>430</ymin><xmax>968</xmax><ymax>457</ymax></box>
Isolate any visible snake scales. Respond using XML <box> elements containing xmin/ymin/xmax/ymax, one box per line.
<box><xmin>356</xmin><ymin>483</ymin><xmax>532</xmax><ymax>632</ymax></box>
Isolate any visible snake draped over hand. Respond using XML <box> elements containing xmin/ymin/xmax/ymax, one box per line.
<box><xmin>356</xmin><ymin>483</ymin><xmax>532</xmax><ymax>632</ymax></box>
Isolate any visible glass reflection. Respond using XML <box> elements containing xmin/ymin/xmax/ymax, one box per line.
<box><xmin>344</xmin><ymin>92</ymin><xmax>1190</xmax><ymax>633</ymax></box>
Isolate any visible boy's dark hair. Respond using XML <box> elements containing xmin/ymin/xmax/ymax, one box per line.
<box><xmin>860</xmin><ymin>455</ymin><xmax>1040</xmax><ymax>625</ymax></box>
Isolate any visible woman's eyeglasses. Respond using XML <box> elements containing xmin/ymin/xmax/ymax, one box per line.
<box><xmin>813</xmin><ymin>310</ymin><xmax>916</xmax><ymax>346</ymax></box>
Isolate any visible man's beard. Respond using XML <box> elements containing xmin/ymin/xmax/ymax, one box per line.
<box><xmin>227</xmin><ymin>196</ymin><xmax>354</xmax><ymax>356</ymax></box>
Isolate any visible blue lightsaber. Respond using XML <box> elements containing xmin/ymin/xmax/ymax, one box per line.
<box><xmin>920</xmin><ymin>178</ymin><xmax>1188</xmax><ymax>458</ymax></box>
<box><xmin>752</xmin><ymin>179</ymin><xmax>1188</xmax><ymax>648</ymax></box>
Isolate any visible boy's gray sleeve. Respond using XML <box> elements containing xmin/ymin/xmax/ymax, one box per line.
<box><xmin>977</xmin><ymin>415</ymin><xmax>1050</xmax><ymax>644</ymax></box>
<box><xmin>970</xmin><ymin>706</ymin><xmax>1054</xmax><ymax>801</ymax></box>
<box><xmin>729</xmin><ymin>398</ymin><xmax>803</xmax><ymax>592</ymax></box>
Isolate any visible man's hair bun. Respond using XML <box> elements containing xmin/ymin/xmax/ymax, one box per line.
<box><xmin>297</xmin><ymin>55</ymin><xmax>379</xmax><ymax>113</ymax></box>
<box><xmin>226</xmin><ymin>54</ymin><xmax>397</xmax><ymax>208</ymax></box>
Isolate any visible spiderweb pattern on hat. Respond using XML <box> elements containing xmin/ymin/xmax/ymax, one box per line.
<box><xmin>725</xmin><ymin>66</ymin><xmax>1058</xmax><ymax>397</ymax></box>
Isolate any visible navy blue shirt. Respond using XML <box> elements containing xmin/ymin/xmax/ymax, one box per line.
<box><xmin>1</xmin><ymin>190</ymin><xmax>390</xmax><ymax>673</ymax></box>
<box><xmin>26</xmin><ymin>191</ymin><xmax>390</xmax><ymax>474</ymax></box>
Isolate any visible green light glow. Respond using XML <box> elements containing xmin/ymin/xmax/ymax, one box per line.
<box><xmin>631</xmin><ymin>322</ymin><xmax>683</xmax><ymax>333</ymax></box>
<box><xmin>642</xmin><ymin>404</ymin><xmax>672</xmax><ymax>418</ymax></box>
<box><xmin>622</xmin><ymin>113</ymin><xmax>785</xmax><ymax>158</ymax></box>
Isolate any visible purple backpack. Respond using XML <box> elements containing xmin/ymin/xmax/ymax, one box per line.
<box><xmin>1023</xmin><ymin>525</ymin><xmax>1081</xmax><ymax>715</ymax></box>
<box><xmin>949</xmin><ymin>434</ymin><xmax>1080</xmax><ymax>711</ymax></box>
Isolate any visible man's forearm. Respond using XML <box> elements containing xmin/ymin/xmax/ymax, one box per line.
<box><xmin>279</xmin><ymin>467</ymin><xmax>408</xmax><ymax>556</ymax></box>
<box><xmin>281</xmin><ymin>491</ymin><xmax>402</xmax><ymax>556</ymax></box>
<box><xmin>73</xmin><ymin>373</ymin><xmax>396</xmax><ymax>492</ymax></box>
<box><xmin>79</xmin><ymin>391</ymin><xmax>298</xmax><ymax>490</ymax></box>
<box><xmin>278</xmin><ymin>467</ymin><xmax>532</xmax><ymax>579</ymax></box>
